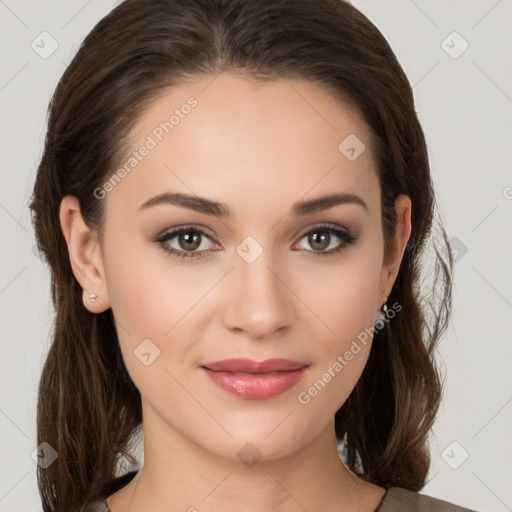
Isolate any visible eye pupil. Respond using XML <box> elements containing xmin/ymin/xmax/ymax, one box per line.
<box><xmin>179</xmin><ymin>231</ymin><xmax>201</xmax><ymax>250</ymax></box>
<box><xmin>309</xmin><ymin>230</ymin><xmax>330</xmax><ymax>251</ymax></box>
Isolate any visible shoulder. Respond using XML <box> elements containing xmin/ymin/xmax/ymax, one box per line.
<box><xmin>376</xmin><ymin>487</ymin><xmax>477</xmax><ymax>512</ymax></box>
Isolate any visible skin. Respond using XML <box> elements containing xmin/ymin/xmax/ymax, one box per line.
<box><xmin>59</xmin><ymin>72</ymin><xmax>411</xmax><ymax>512</ymax></box>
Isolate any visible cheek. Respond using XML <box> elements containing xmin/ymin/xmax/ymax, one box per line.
<box><xmin>103</xmin><ymin>254</ymin><xmax>194</xmax><ymax>404</ymax></box>
<box><xmin>297</xmin><ymin>299</ymin><xmax>375</xmax><ymax>417</ymax></box>
<box><xmin>295</xmin><ymin>250</ymin><xmax>382</xmax><ymax>409</ymax></box>
<box><xmin>298</xmin><ymin>248</ymin><xmax>382</xmax><ymax>348</ymax></box>
<box><xmin>104</xmin><ymin>234</ymin><xmax>207</xmax><ymax>336</ymax></box>
<box><xmin>103</xmin><ymin>239</ymin><xmax>218</xmax><ymax>384</ymax></box>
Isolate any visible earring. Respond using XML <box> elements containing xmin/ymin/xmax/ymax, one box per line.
<box><xmin>89</xmin><ymin>293</ymin><xmax>97</xmax><ymax>302</ymax></box>
<box><xmin>374</xmin><ymin>297</ymin><xmax>388</xmax><ymax>325</ymax></box>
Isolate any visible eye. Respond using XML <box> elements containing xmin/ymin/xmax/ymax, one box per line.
<box><xmin>293</xmin><ymin>223</ymin><xmax>357</xmax><ymax>257</ymax></box>
<box><xmin>156</xmin><ymin>226</ymin><xmax>218</xmax><ymax>260</ymax></box>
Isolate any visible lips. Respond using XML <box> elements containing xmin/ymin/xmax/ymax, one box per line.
<box><xmin>200</xmin><ymin>358</ymin><xmax>307</xmax><ymax>373</ymax></box>
<box><xmin>199</xmin><ymin>358</ymin><xmax>309</xmax><ymax>399</ymax></box>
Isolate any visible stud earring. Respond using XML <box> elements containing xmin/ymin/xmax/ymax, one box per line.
<box><xmin>89</xmin><ymin>293</ymin><xmax>97</xmax><ymax>302</ymax></box>
<box><xmin>374</xmin><ymin>297</ymin><xmax>388</xmax><ymax>325</ymax></box>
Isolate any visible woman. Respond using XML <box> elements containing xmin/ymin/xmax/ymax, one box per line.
<box><xmin>29</xmin><ymin>0</ymin><xmax>475</xmax><ymax>511</ymax></box>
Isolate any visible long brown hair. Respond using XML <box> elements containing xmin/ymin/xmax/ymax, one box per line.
<box><xmin>29</xmin><ymin>0</ymin><xmax>453</xmax><ymax>510</ymax></box>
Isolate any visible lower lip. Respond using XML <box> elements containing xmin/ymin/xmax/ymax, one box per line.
<box><xmin>200</xmin><ymin>366</ymin><xmax>309</xmax><ymax>399</ymax></box>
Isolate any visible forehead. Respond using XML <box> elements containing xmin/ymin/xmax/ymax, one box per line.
<box><xmin>106</xmin><ymin>72</ymin><xmax>379</xmax><ymax>221</ymax></box>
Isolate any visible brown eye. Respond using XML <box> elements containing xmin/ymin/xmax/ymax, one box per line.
<box><xmin>294</xmin><ymin>224</ymin><xmax>357</xmax><ymax>257</ymax></box>
<box><xmin>156</xmin><ymin>227</ymin><xmax>216</xmax><ymax>260</ymax></box>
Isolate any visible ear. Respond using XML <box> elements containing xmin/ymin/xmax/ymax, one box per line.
<box><xmin>378</xmin><ymin>194</ymin><xmax>412</xmax><ymax>307</ymax></box>
<box><xmin>59</xmin><ymin>195</ymin><xmax>111</xmax><ymax>313</ymax></box>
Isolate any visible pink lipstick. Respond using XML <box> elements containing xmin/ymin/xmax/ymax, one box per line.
<box><xmin>200</xmin><ymin>358</ymin><xmax>309</xmax><ymax>399</ymax></box>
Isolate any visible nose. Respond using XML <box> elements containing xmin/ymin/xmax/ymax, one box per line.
<box><xmin>221</xmin><ymin>249</ymin><xmax>295</xmax><ymax>340</ymax></box>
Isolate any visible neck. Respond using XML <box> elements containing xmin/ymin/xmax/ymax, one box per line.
<box><xmin>107</xmin><ymin>406</ymin><xmax>385</xmax><ymax>512</ymax></box>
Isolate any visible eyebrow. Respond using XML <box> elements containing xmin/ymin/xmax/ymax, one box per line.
<box><xmin>139</xmin><ymin>191</ymin><xmax>368</xmax><ymax>217</ymax></box>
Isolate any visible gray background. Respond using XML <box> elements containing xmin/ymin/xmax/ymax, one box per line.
<box><xmin>1</xmin><ymin>0</ymin><xmax>511</xmax><ymax>510</ymax></box>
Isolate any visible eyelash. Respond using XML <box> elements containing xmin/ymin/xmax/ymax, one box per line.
<box><xmin>155</xmin><ymin>223</ymin><xmax>358</xmax><ymax>260</ymax></box>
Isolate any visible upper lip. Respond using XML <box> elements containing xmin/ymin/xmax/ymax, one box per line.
<box><xmin>200</xmin><ymin>358</ymin><xmax>308</xmax><ymax>373</ymax></box>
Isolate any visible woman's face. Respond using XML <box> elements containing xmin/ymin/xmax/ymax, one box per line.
<box><xmin>80</xmin><ymin>72</ymin><xmax>410</xmax><ymax>461</ymax></box>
